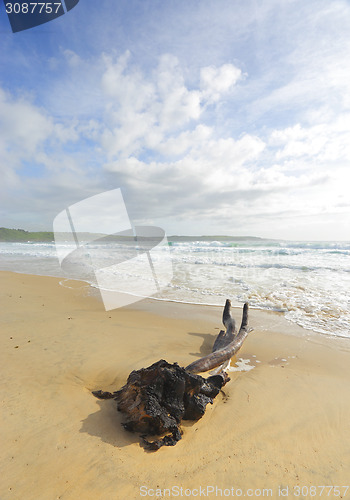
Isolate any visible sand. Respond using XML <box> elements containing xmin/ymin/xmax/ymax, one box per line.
<box><xmin>1</xmin><ymin>271</ymin><xmax>350</xmax><ymax>500</ymax></box>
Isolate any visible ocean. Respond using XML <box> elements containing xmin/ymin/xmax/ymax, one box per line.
<box><xmin>1</xmin><ymin>238</ymin><xmax>349</xmax><ymax>339</ymax></box>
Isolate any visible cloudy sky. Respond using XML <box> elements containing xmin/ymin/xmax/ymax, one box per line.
<box><xmin>1</xmin><ymin>0</ymin><xmax>349</xmax><ymax>240</ymax></box>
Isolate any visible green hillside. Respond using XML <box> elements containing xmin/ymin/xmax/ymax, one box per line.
<box><xmin>0</xmin><ymin>228</ymin><xmax>54</xmax><ymax>242</ymax></box>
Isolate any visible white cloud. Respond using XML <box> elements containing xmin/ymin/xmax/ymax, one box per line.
<box><xmin>155</xmin><ymin>124</ymin><xmax>212</xmax><ymax>157</ymax></box>
<box><xmin>270</xmin><ymin>117</ymin><xmax>350</xmax><ymax>162</ymax></box>
<box><xmin>102</xmin><ymin>51</ymin><xmax>155</xmax><ymax>112</ymax></box>
<box><xmin>200</xmin><ymin>64</ymin><xmax>242</xmax><ymax>102</ymax></box>
<box><xmin>0</xmin><ymin>88</ymin><xmax>53</xmax><ymax>161</ymax></box>
<box><xmin>99</xmin><ymin>52</ymin><xmax>243</xmax><ymax>160</ymax></box>
<box><xmin>0</xmin><ymin>85</ymin><xmax>103</xmax><ymax>226</ymax></box>
<box><xmin>155</xmin><ymin>54</ymin><xmax>202</xmax><ymax>128</ymax></box>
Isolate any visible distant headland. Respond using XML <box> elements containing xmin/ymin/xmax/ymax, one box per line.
<box><xmin>0</xmin><ymin>227</ymin><xmax>267</xmax><ymax>243</ymax></box>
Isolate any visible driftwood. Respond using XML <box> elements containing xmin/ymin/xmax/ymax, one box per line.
<box><xmin>93</xmin><ymin>301</ymin><xmax>252</xmax><ymax>450</ymax></box>
<box><xmin>185</xmin><ymin>301</ymin><xmax>252</xmax><ymax>374</ymax></box>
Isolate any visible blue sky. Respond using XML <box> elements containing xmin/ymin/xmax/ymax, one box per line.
<box><xmin>0</xmin><ymin>0</ymin><xmax>350</xmax><ymax>240</ymax></box>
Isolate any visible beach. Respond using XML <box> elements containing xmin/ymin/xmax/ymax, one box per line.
<box><xmin>1</xmin><ymin>270</ymin><xmax>350</xmax><ymax>500</ymax></box>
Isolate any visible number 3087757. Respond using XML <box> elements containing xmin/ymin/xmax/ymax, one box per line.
<box><xmin>5</xmin><ymin>3</ymin><xmax>63</xmax><ymax>14</ymax></box>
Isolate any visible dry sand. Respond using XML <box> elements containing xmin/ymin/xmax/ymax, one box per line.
<box><xmin>1</xmin><ymin>271</ymin><xmax>350</xmax><ymax>500</ymax></box>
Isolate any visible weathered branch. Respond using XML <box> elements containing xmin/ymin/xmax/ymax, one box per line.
<box><xmin>211</xmin><ymin>299</ymin><xmax>235</xmax><ymax>352</ymax></box>
<box><xmin>185</xmin><ymin>302</ymin><xmax>252</xmax><ymax>374</ymax></box>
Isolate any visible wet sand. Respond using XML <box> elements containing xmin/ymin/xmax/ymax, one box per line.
<box><xmin>1</xmin><ymin>271</ymin><xmax>350</xmax><ymax>500</ymax></box>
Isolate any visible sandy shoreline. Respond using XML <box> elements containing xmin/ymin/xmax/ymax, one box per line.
<box><xmin>1</xmin><ymin>271</ymin><xmax>350</xmax><ymax>500</ymax></box>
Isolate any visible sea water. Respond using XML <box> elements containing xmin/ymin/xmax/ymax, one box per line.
<box><xmin>0</xmin><ymin>239</ymin><xmax>349</xmax><ymax>338</ymax></box>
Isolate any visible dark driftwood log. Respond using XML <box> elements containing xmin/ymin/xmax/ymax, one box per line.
<box><xmin>94</xmin><ymin>360</ymin><xmax>229</xmax><ymax>450</ymax></box>
<box><xmin>92</xmin><ymin>301</ymin><xmax>251</xmax><ymax>450</ymax></box>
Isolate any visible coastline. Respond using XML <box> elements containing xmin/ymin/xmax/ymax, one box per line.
<box><xmin>1</xmin><ymin>236</ymin><xmax>349</xmax><ymax>339</ymax></box>
<box><xmin>1</xmin><ymin>270</ymin><xmax>350</xmax><ymax>499</ymax></box>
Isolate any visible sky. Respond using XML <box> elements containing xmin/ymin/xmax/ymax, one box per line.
<box><xmin>0</xmin><ymin>0</ymin><xmax>350</xmax><ymax>240</ymax></box>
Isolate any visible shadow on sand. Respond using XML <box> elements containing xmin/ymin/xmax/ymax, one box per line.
<box><xmin>80</xmin><ymin>396</ymin><xmax>199</xmax><ymax>452</ymax></box>
<box><xmin>80</xmin><ymin>398</ymin><xmax>141</xmax><ymax>449</ymax></box>
<box><xmin>186</xmin><ymin>330</ymin><xmax>219</xmax><ymax>358</ymax></box>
